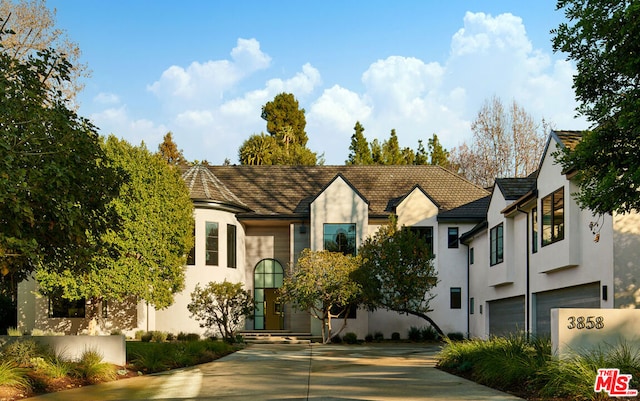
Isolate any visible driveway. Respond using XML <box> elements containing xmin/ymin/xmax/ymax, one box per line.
<box><xmin>28</xmin><ymin>343</ymin><xmax>523</xmax><ymax>400</ymax></box>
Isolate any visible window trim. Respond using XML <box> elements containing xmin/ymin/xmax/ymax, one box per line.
<box><xmin>323</xmin><ymin>223</ymin><xmax>357</xmax><ymax>256</ymax></box>
<box><xmin>490</xmin><ymin>223</ymin><xmax>504</xmax><ymax>266</ymax></box>
<box><xmin>448</xmin><ymin>227</ymin><xmax>459</xmax><ymax>248</ymax></box>
<box><xmin>409</xmin><ymin>226</ymin><xmax>434</xmax><ymax>257</ymax></box>
<box><xmin>531</xmin><ymin>207</ymin><xmax>538</xmax><ymax>253</ymax></box>
<box><xmin>450</xmin><ymin>287</ymin><xmax>462</xmax><ymax>309</ymax></box>
<box><xmin>227</xmin><ymin>224</ymin><xmax>237</xmax><ymax>268</ymax></box>
<box><xmin>541</xmin><ymin>187</ymin><xmax>564</xmax><ymax>247</ymax></box>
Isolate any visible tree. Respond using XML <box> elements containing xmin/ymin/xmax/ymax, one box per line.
<box><xmin>414</xmin><ymin>139</ymin><xmax>429</xmax><ymax>165</ymax></box>
<box><xmin>239</xmin><ymin>93</ymin><xmax>319</xmax><ymax>165</ymax></box>
<box><xmin>381</xmin><ymin>129</ymin><xmax>405</xmax><ymax>165</ymax></box>
<box><xmin>279</xmin><ymin>249</ymin><xmax>361</xmax><ymax>344</ymax></box>
<box><xmin>346</xmin><ymin>121</ymin><xmax>373</xmax><ymax>165</ymax></box>
<box><xmin>0</xmin><ymin>22</ymin><xmax>121</xmax><ymax>318</ymax></box>
<box><xmin>552</xmin><ymin>0</ymin><xmax>640</xmax><ymax>214</ymax></box>
<box><xmin>35</xmin><ymin>136</ymin><xmax>194</xmax><ymax>322</ymax></box>
<box><xmin>450</xmin><ymin>96</ymin><xmax>545</xmax><ymax>188</ymax></box>
<box><xmin>353</xmin><ymin>217</ymin><xmax>443</xmax><ymax>337</ymax></box>
<box><xmin>0</xmin><ymin>0</ymin><xmax>89</xmax><ymax>105</ymax></box>
<box><xmin>187</xmin><ymin>281</ymin><xmax>254</xmax><ymax>343</ymax></box>
<box><xmin>157</xmin><ymin>132</ymin><xmax>187</xmax><ymax>166</ymax></box>
<box><xmin>427</xmin><ymin>134</ymin><xmax>451</xmax><ymax>168</ymax></box>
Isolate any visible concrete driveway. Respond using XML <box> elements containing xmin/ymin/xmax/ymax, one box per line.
<box><xmin>28</xmin><ymin>343</ymin><xmax>523</xmax><ymax>400</ymax></box>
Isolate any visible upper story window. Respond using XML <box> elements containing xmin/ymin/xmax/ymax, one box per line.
<box><xmin>448</xmin><ymin>227</ymin><xmax>459</xmax><ymax>248</ymax></box>
<box><xmin>187</xmin><ymin>227</ymin><xmax>196</xmax><ymax>265</ymax></box>
<box><xmin>490</xmin><ymin>223</ymin><xmax>504</xmax><ymax>266</ymax></box>
<box><xmin>206</xmin><ymin>222</ymin><xmax>219</xmax><ymax>266</ymax></box>
<box><xmin>450</xmin><ymin>287</ymin><xmax>462</xmax><ymax>309</ymax></box>
<box><xmin>541</xmin><ymin>188</ymin><xmax>564</xmax><ymax>246</ymax></box>
<box><xmin>531</xmin><ymin>207</ymin><xmax>538</xmax><ymax>253</ymax></box>
<box><xmin>323</xmin><ymin>223</ymin><xmax>356</xmax><ymax>256</ymax></box>
<box><xmin>227</xmin><ymin>224</ymin><xmax>237</xmax><ymax>268</ymax></box>
<box><xmin>409</xmin><ymin>226</ymin><xmax>434</xmax><ymax>256</ymax></box>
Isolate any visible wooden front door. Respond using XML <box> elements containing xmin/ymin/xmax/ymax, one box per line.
<box><xmin>264</xmin><ymin>288</ymin><xmax>283</xmax><ymax>330</ymax></box>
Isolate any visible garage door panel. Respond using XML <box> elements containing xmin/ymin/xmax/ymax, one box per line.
<box><xmin>489</xmin><ymin>296</ymin><xmax>525</xmax><ymax>337</ymax></box>
<box><xmin>534</xmin><ymin>282</ymin><xmax>600</xmax><ymax>336</ymax></box>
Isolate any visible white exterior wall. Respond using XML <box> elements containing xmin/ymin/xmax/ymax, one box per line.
<box><xmin>613</xmin><ymin>212</ymin><xmax>640</xmax><ymax>308</ymax></box>
<box><xmin>468</xmin><ymin>230</ymin><xmax>489</xmax><ymax>337</ymax></box>
<box><xmin>155</xmin><ymin>206</ymin><xmax>246</xmax><ymax>336</ymax></box>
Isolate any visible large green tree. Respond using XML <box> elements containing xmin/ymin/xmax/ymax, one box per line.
<box><xmin>279</xmin><ymin>249</ymin><xmax>361</xmax><ymax>344</ymax></box>
<box><xmin>427</xmin><ymin>134</ymin><xmax>451</xmax><ymax>168</ymax></box>
<box><xmin>346</xmin><ymin>121</ymin><xmax>373</xmax><ymax>165</ymax></box>
<box><xmin>35</xmin><ymin>136</ymin><xmax>194</xmax><ymax>321</ymax></box>
<box><xmin>353</xmin><ymin>217</ymin><xmax>443</xmax><ymax>337</ymax></box>
<box><xmin>552</xmin><ymin>0</ymin><xmax>640</xmax><ymax>214</ymax></box>
<box><xmin>239</xmin><ymin>93</ymin><xmax>319</xmax><ymax>165</ymax></box>
<box><xmin>0</xmin><ymin>22</ymin><xmax>120</xmax><ymax>315</ymax></box>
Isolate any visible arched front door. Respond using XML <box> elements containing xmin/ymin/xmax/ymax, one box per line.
<box><xmin>254</xmin><ymin>259</ymin><xmax>284</xmax><ymax>330</ymax></box>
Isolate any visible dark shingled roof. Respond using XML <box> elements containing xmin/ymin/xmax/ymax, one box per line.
<box><xmin>438</xmin><ymin>195</ymin><xmax>491</xmax><ymax>222</ymax></box>
<box><xmin>182</xmin><ymin>165</ymin><xmax>490</xmax><ymax>217</ymax></box>
<box><xmin>495</xmin><ymin>177</ymin><xmax>537</xmax><ymax>200</ymax></box>
<box><xmin>182</xmin><ymin>165</ymin><xmax>248</xmax><ymax>209</ymax></box>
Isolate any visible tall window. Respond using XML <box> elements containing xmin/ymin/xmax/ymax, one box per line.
<box><xmin>448</xmin><ymin>227</ymin><xmax>459</xmax><ymax>248</ymax></box>
<box><xmin>542</xmin><ymin>188</ymin><xmax>564</xmax><ymax>246</ymax></box>
<box><xmin>410</xmin><ymin>227</ymin><xmax>434</xmax><ymax>256</ymax></box>
<box><xmin>323</xmin><ymin>224</ymin><xmax>356</xmax><ymax>256</ymax></box>
<box><xmin>450</xmin><ymin>287</ymin><xmax>462</xmax><ymax>309</ymax></box>
<box><xmin>490</xmin><ymin>223</ymin><xmax>504</xmax><ymax>266</ymax></box>
<box><xmin>470</xmin><ymin>247</ymin><xmax>475</xmax><ymax>265</ymax></box>
<box><xmin>470</xmin><ymin>297</ymin><xmax>475</xmax><ymax>314</ymax></box>
<box><xmin>532</xmin><ymin>207</ymin><xmax>538</xmax><ymax>253</ymax></box>
<box><xmin>187</xmin><ymin>227</ymin><xmax>195</xmax><ymax>265</ymax></box>
<box><xmin>206</xmin><ymin>222</ymin><xmax>219</xmax><ymax>266</ymax></box>
<box><xmin>227</xmin><ymin>224</ymin><xmax>237</xmax><ymax>268</ymax></box>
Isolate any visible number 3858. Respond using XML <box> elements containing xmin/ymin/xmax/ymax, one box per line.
<box><xmin>567</xmin><ymin>316</ymin><xmax>604</xmax><ymax>330</ymax></box>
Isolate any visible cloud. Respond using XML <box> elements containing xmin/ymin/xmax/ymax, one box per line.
<box><xmin>89</xmin><ymin>105</ymin><xmax>169</xmax><ymax>149</ymax></box>
<box><xmin>93</xmin><ymin>92</ymin><xmax>120</xmax><ymax>105</ymax></box>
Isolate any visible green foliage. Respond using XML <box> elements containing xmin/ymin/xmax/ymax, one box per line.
<box><xmin>408</xmin><ymin>326</ymin><xmax>422</xmax><ymax>342</ymax></box>
<box><xmin>2</xmin><ymin>339</ymin><xmax>42</xmax><ymax>366</ymax></box>
<box><xmin>140</xmin><ymin>332</ymin><xmax>153</xmax><ymax>343</ymax></box>
<box><xmin>279</xmin><ymin>249</ymin><xmax>361</xmax><ymax>344</ymax></box>
<box><xmin>331</xmin><ymin>334</ymin><xmax>342</xmax><ymax>344</ymax></box>
<box><xmin>187</xmin><ymin>281</ymin><xmax>253</xmax><ymax>343</ymax></box>
<box><xmin>539</xmin><ymin>341</ymin><xmax>640</xmax><ymax>400</ymax></box>
<box><xmin>343</xmin><ymin>332</ymin><xmax>358</xmax><ymax>344</ymax></box>
<box><xmin>365</xmin><ymin>334</ymin><xmax>374</xmax><ymax>342</ymax></box>
<box><xmin>421</xmin><ymin>325</ymin><xmax>440</xmax><ymax>341</ymax></box>
<box><xmin>0</xmin><ymin>22</ymin><xmax>122</xmax><ymax>301</ymax></box>
<box><xmin>35</xmin><ymin>352</ymin><xmax>74</xmax><ymax>379</ymax></box>
<box><xmin>157</xmin><ymin>131</ymin><xmax>187</xmax><ymax>166</ymax></box>
<box><xmin>391</xmin><ymin>332</ymin><xmax>401</xmax><ymax>341</ymax></box>
<box><xmin>261</xmin><ymin>93</ymin><xmax>308</xmax><ymax>145</ymax></box>
<box><xmin>427</xmin><ymin>134</ymin><xmax>451</xmax><ymax>168</ymax></box>
<box><xmin>6</xmin><ymin>327</ymin><xmax>22</xmax><ymax>336</ymax></box>
<box><xmin>447</xmin><ymin>332</ymin><xmax>464</xmax><ymax>341</ymax></box>
<box><xmin>73</xmin><ymin>349</ymin><xmax>116</xmax><ymax>383</ymax></box>
<box><xmin>127</xmin><ymin>339</ymin><xmax>237</xmax><ymax>373</ymax></box>
<box><xmin>552</xmin><ymin>0</ymin><xmax>640</xmax><ymax>214</ymax></box>
<box><xmin>346</xmin><ymin>122</ymin><xmax>373</xmax><ymax>165</ymax></box>
<box><xmin>373</xmin><ymin>332</ymin><xmax>384</xmax><ymax>342</ymax></box>
<box><xmin>0</xmin><ymin>360</ymin><xmax>30</xmax><ymax>391</ymax></box>
<box><xmin>354</xmin><ymin>216</ymin><xmax>442</xmax><ymax>335</ymax></box>
<box><xmin>35</xmin><ymin>136</ymin><xmax>194</xmax><ymax>311</ymax></box>
<box><xmin>151</xmin><ymin>331</ymin><xmax>168</xmax><ymax>343</ymax></box>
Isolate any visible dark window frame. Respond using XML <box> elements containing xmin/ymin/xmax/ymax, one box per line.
<box><xmin>48</xmin><ymin>295</ymin><xmax>86</xmax><ymax>318</ymax></box>
<box><xmin>187</xmin><ymin>226</ymin><xmax>196</xmax><ymax>265</ymax></box>
<box><xmin>206</xmin><ymin>221</ymin><xmax>219</xmax><ymax>266</ymax></box>
<box><xmin>227</xmin><ymin>224</ymin><xmax>237</xmax><ymax>268</ymax></box>
<box><xmin>541</xmin><ymin>188</ymin><xmax>564</xmax><ymax>246</ymax></box>
<box><xmin>409</xmin><ymin>226</ymin><xmax>434</xmax><ymax>257</ymax></box>
<box><xmin>323</xmin><ymin>223</ymin><xmax>357</xmax><ymax>256</ymax></box>
<box><xmin>470</xmin><ymin>247</ymin><xmax>475</xmax><ymax>265</ymax></box>
<box><xmin>490</xmin><ymin>223</ymin><xmax>504</xmax><ymax>266</ymax></box>
<box><xmin>532</xmin><ymin>207</ymin><xmax>538</xmax><ymax>253</ymax></box>
<box><xmin>450</xmin><ymin>287</ymin><xmax>462</xmax><ymax>309</ymax></box>
<box><xmin>448</xmin><ymin>227</ymin><xmax>459</xmax><ymax>248</ymax></box>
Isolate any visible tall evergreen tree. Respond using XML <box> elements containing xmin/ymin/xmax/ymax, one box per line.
<box><xmin>414</xmin><ymin>140</ymin><xmax>429</xmax><ymax>165</ymax></box>
<box><xmin>381</xmin><ymin>129</ymin><xmax>404</xmax><ymax>165</ymax></box>
<box><xmin>346</xmin><ymin>121</ymin><xmax>373</xmax><ymax>165</ymax></box>
<box><xmin>427</xmin><ymin>134</ymin><xmax>451</xmax><ymax>168</ymax></box>
<box><xmin>261</xmin><ymin>92</ymin><xmax>308</xmax><ymax>146</ymax></box>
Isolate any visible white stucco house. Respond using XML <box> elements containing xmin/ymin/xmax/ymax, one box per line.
<box><xmin>17</xmin><ymin>130</ymin><xmax>640</xmax><ymax>340</ymax></box>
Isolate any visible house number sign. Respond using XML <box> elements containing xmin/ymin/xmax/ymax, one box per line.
<box><xmin>567</xmin><ymin>316</ymin><xmax>605</xmax><ymax>330</ymax></box>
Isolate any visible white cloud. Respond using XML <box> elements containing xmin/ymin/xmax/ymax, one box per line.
<box><xmin>90</xmin><ymin>105</ymin><xmax>169</xmax><ymax>149</ymax></box>
<box><xmin>93</xmin><ymin>92</ymin><xmax>120</xmax><ymax>105</ymax></box>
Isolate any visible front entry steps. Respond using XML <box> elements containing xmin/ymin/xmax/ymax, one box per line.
<box><xmin>238</xmin><ymin>330</ymin><xmax>316</xmax><ymax>344</ymax></box>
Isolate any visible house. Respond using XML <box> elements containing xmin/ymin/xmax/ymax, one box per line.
<box><xmin>465</xmin><ymin>130</ymin><xmax>640</xmax><ymax>338</ymax></box>
<box><xmin>17</xmin><ymin>130</ymin><xmax>640</xmax><ymax>340</ymax></box>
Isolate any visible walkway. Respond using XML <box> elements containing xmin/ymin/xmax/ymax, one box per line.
<box><xmin>28</xmin><ymin>343</ymin><xmax>523</xmax><ymax>400</ymax></box>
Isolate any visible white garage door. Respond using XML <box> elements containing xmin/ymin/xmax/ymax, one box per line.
<box><xmin>534</xmin><ymin>282</ymin><xmax>600</xmax><ymax>336</ymax></box>
<box><xmin>488</xmin><ymin>296</ymin><xmax>525</xmax><ymax>336</ymax></box>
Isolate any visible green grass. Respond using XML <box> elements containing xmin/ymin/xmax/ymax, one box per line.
<box><xmin>0</xmin><ymin>360</ymin><xmax>31</xmax><ymax>391</ymax></box>
<box><xmin>73</xmin><ymin>349</ymin><xmax>117</xmax><ymax>383</ymax></box>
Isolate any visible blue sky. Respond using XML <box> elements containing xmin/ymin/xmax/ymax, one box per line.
<box><xmin>48</xmin><ymin>0</ymin><xmax>588</xmax><ymax>165</ymax></box>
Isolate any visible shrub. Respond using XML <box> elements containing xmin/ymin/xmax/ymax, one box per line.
<box><xmin>166</xmin><ymin>332</ymin><xmax>175</xmax><ymax>342</ymax></box>
<box><xmin>331</xmin><ymin>334</ymin><xmax>342</xmax><ymax>344</ymax></box>
<box><xmin>177</xmin><ymin>332</ymin><xmax>200</xmax><ymax>342</ymax></box>
<box><xmin>2</xmin><ymin>339</ymin><xmax>43</xmax><ymax>366</ymax></box>
<box><xmin>110</xmin><ymin>329</ymin><xmax>123</xmax><ymax>336</ymax></box>
<box><xmin>74</xmin><ymin>349</ymin><xmax>116</xmax><ymax>383</ymax></box>
<box><xmin>140</xmin><ymin>332</ymin><xmax>153</xmax><ymax>342</ymax></box>
<box><xmin>134</xmin><ymin>330</ymin><xmax>145</xmax><ymax>340</ymax></box>
<box><xmin>151</xmin><ymin>331</ymin><xmax>168</xmax><ymax>343</ymax></box>
<box><xmin>408</xmin><ymin>326</ymin><xmax>422</xmax><ymax>342</ymax></box>
<box><xmin>365</xmin><ymin>334</ymin><xmax>374</xmax><ymax>342</ymax></box>
<box><xmin>421</xmin><ymin>325</ymin><xmax>439</xmax><ymax>341</ymax></box>
<box><xmin>391</xmin><ymin>332</ymin><xmax>400</xmax><ymax>341</ymax></box>
<box><xmin>343</xmin><ymin>332</ymin><xmax>358</xmax><ymax>344</ymax></box>
<box><xmin>35</xmin><ymin>352</ymin><xmax>74</xmax><ymax>379</ymax></box>
<box><xmin>0</xmin><ymin>360</ymin><xmax>30</xmax><ymax>391</ymax></box>
<box><xmin>447</xmin><ymin>332</ymin><xmax>464</xmax><ymax>341</ymax></box>
<box><xmin>373</xmin><ymin>331</ymin><xmax>384</xmax><ymax>342</ymax></box>
<box><xmin>6</xmin><ymin>327</ymin><xmax>22</xmax><ymax>337</ymax></box>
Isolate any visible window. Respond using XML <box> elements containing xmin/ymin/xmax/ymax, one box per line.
<box><xmin>479</xmin><ymin>304</ymin><xmax>483</xmax><ymax>314</ymax></box>
<box><xmin>470</xmin><ymin>297</ymin><xmax>475</xmax><ymax>314</ymax></box>
<box><xmin>542</xmin><ymin>188</ymin><xmax>564</xmax><ymax>246</ymax></box>
<box><xmin>49</xmin><ymin>295</ymin><xmax>85</xmax><ymax>318</ymax></box>
<box><xmin>329</xmin><ymin>303</ymin><xmax>357</xmax><ymax>319</ymax></box>
<box><xmin>532</xmin><ymin>207</ymin><xmax>538</xmax><ymax>253</ymax></box>
<box><xmin>206</xmin><ymin>222</ymin><xmax>219</xmax><ymax>266</ymax></box>
<box><xmin>490</xmin><ymin>223</ymin><xmax>504</xmax><ymax>266</ymax></box>
<box><xmin>227</xmin><ymin>224</ymin><xmax>237</xmax><ymax>268</ymax></box>
<box><xmin>450</xmin><ymin>287</ymin><xmax>462</xmax><ymax>309</ymax></box>
<box><xmin>187</xmin><ymin>227</ymin><xmax>195</xmax><ymax>265</ymax></box>
<box><xmin>470</xmin><ymin>247</ymin><xmax>475</xmax><ymax>265</ymax></box>
<box><xmin>448</xmin><ymin>227</ymin><xmax>459</xmax><ymax>248</ymax></box>
<box><xmin>323</xmin><ymin>224</ymin><xmax>356</xmax><ymax>256</ymax></box>
<box><xmin>410</xmin><ymin>227</ymin><xmax>434</xmax><ymax>256</ymax></box>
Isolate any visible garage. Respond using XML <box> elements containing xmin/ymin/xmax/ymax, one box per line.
<box><xmin>534</xmin><ymin>282</ymin><xmax>600</xmax><ymax>336</ymax></box>
<box><xmin>488</xmin><ymin>295</ymin><xmax>525</xmax><ymax>336</ymax></box>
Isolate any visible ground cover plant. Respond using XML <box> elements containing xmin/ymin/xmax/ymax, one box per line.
<box><xmin>0</xmin><ymin>335</ymin><xmax>240</xmax><ymax>400</ymax></box>
<box><xmin>437</xmin><ymin>333</ymin><xmax>640</xmax><ymax>401</ymax></box>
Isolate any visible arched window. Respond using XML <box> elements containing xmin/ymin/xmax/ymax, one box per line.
<box><xmin>253</xmin><ymin>259</ymin><xmax>284</xmax><ymax>330</ymax></box>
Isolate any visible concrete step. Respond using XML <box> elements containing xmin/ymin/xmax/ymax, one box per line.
<box><xmin>238</xmin><ymin>331</ymin><xmax>316</xmax><ymax>344</ymax></box>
